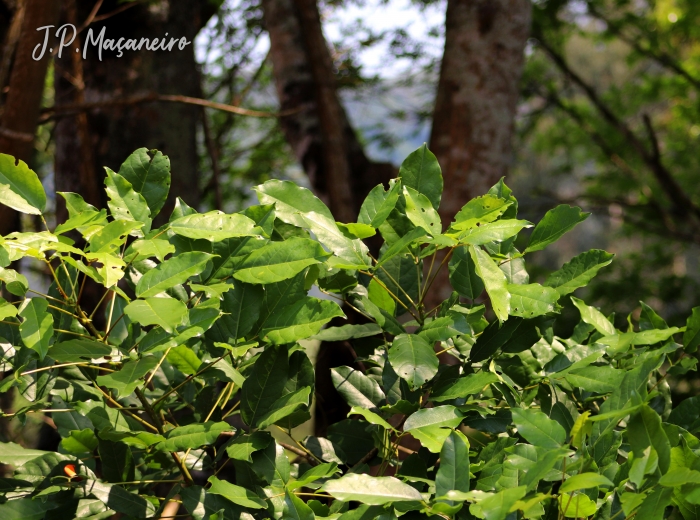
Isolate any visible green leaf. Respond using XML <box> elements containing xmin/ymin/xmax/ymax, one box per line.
<box><xmin>635</xmin><ymin>487</ymin><xmax>674</xmax><ymax>520</ymax></box>
<box><xmin>525</xmin><ymin>205</ymin><xmax>590</xmax><ymax>253</ymax></box>
<box><xmin>98</xmin><ymin>438</ymin><xmax>134</xmax><ymax>482</ymax></box>
<box><xmin>521</xmin><ymin>447</ymin><xmax>569</xmax><ymax>492</ymax></box>
<box><xmin>233</xmin><ymin>237</ymin><xmax>330</xmax><ymax>284</ymax></box>
<box><xmin>476</xmin><ymin>487</ymin><xmax>527</xmax><ymax>520</ymax></box>
<box><xmin>261</xmin><ymin>297</ymin><xmax>345</xmax><ymax>345</ymax></box>
<box><xmin>0</xmin><ymin>499</ymin><xmax>56</xmax><ymax>520</ymax></box>
<box><xmin>226</xmin><ymin>432</ymin><xmax>272</xmax><ymax>462</ymax></box>
<box><xmin>0</xmin><ymin>442</ymin><xmax>48</xmax><ymax>465</ymax></box>
<box><xmin>436</xmin><ymin>430</ymin><xmax>470</xmax><ymax>500</ymax></box>
<box><xmin>451</xmin><ymin>195</ymin><xmax>511</xmax><ymax>231</ymax></box>
<box><xmin>284</xmin><ymin>489</ymin><xmax>316</xmax><ymax>520</ymax></box>
<box><xmin>240</xmin><ymin>344</ymin><xmax>288</xmax><ymax>428</ymax></box>
<box><xmin>251</xmin><ymin>441</ymin><xmax>290</xmax><ymax>485</ymax></box>
<box><xmin>207</xmin><ymin>476</ymin><xmax>266</xmax><ymax>509</ymax></box>
<box><xmin>60</xmin><ymin>191</ymin><xmax>99</xmax><ymax>217</ymax></box>
<box><xmin>388</xmin><ymin>334</ymin><xmax>438</xmax><ymax>390</ymax></box>
<box><xmin>511</xmin><ymin>408</ymin><xmax>566</xmax><ymax>449</ymax></box>
<box><xmin>507</xmin><ymin>283</ymin><xmax>560</xmax><ymax>318</ymax></box>
<box><xmin>668</xmin><ymin>396</ymin><xmax>700</xmax><ymax>432</ymax></box>
<box><xmin>136</xmin><ymin>252</ymin><xmax>213</xmax><ymax>297</ymax></box>
<box><xmin>398</xmin><ymin>143</ymin><xmax>443</xmax><ymax>210</ymax></box>
<box><xmin>48</xmin><ymin>338</ymin><xmax>111</xmax><ymax>363</ymax></box>
<box><xmin>660</xmin><ymin>467</ymin><xmax>700</xmax><ymax>486</ymax></box>
<box><xmin>337</xmin><ymin>222</ymin><xmax>376</xmax><ymax>239</ymax></box>
<box><xmin>0</xmin><ymin>267</ymin><xmax>28</xmax><ymax>296</ymax></box>
<box><xmin>564</xmin><ymin>365</ymin><xmax>625</xmax><ymax>393</ymax></box>
<box><xmin>83</xmin><ymin>251</ymin><xmax>126</xmax><ymax>288</ymax></box>
<box><xmin>255</xmin><ymin>179</ymin><xmax>369</xmax><ymax>268</ymax></box>
<box><xmin>88</xmin><ymin>220</ymin><xmax>144</xmax><ymax>253</ymax></box>
<box><xmin>375</xmin><ymin>227</ymin><xmax>427</xmax><ymax>269</ymax></box>
<box><xmin>118</xmin><ymin>148</ymin><xmax>171</xmax><ymax>217</ymax></box>
<box><xmin>0</xmin><ymin>154</ymin><xmax>46</xmax><ymax>214</ymax></box>
<box><xmin>449</xmin><ymin>246</ymin><xmax>484</xmax><ymax>299</ymax></box>
<box><xmin>288</xmin><ymin>462</ymin><xmax>341</xmax><ymax>491</ymax></box>
<box><xmin>167</xmin><ymin>344</ymin><xmax>202</xmax><ymax>375</ymax></box>
<box><xmin>431</xmin><ymin>371</ymin><xmax>499</xmax><ymax>402</ymax></box>
<box><xmin>104</xmin><ymin>167</ymin><xmax>151</xmax><ymax>234</ymax></box>
<box><xmin>321</xmin><ymin>473</ymin><xmax>423</xmax><ymax>504</ymax></box>
<box><xmin>19</xmin><ymin>298</ymin><xmax>53</xmax><ymax>360</ymax></box>
<box><xmin>457</xmin><ymin>219</ymin><xmax>531</xmax><ymax>246</ymax></box>
<box><xmin>257</xmin><ymin>387</ymin><xmax>311</xmax><ymax>429</ymax></box>
<box><xmin>86</xmin><ymin>479</ymin><xmax>157</xmax><ymax>518</ymax></box>
<box><xmin>169</xmin><ymin>211</ymin><xmax>257</xmax><ymax>241</ymax></box>
<box><xmin>559</xmin><ymin>493</ymin><xmax>596</xmax><ymax>518</ymax></box>
<box><xmin>124</xmin><ymin>238</ymin><xmax>175</xmax><ymax>263</ymax></box>
<box><xmin>206</xmin><ymin>282</ymin><xmax>262</xmax><ymax>343</ymax></box>
<box><xmin>311</xmin><ymin>323</ymin><xmax>382</xmax><ymax>341</ymax></box>
<box><xmin>571</xmin><ymin>296</ymin><xmax>616</xmax><ymax>335</ymax></box>
<box><xmin>544</xmin><ymin>249</ymin><xmax>614</xmax><ymax>295</ymax></box>
<box><xmin>418</xmin><ymin>314</ymin><xmax>469</xmax><ymax>343</ymax></box>
<box><xmin>560</xmin><ymin>472</ymin><xmax>613</xmax><ymax>492</ymax></box>
<box><xmin>403</xmin><ymin>186</ymin><xmax>441</xmax><ymax>233</ymax></box>
<box><xmin>628</xmin><ymin>405</ymin><xmax>671</xmax><ymax>473</ymax></box>
<box><xmin>469</xmin><ymin>246</ymin><xmax>510</xmax><ymax>322</ymax></box>
<box><xmin>684</xmin><ymin>307</ymin><xmax>700</xmax><ymax>353</ymax></box>
<box><xmin>0</xmin><ymin>299</ymin><xmax>17</xmax><ymax>320</ymax></box>
<box><xmin>349</xmin><ymin>406</ymin><xmax>393</xmax><ymax>430</ymax></box>
<box><xmin>124</xmin><ymin>297</ymin><xmax>187</xmax><ymax>333</ymax></box>
<box><xmin>358</xmin><ymin>180</ymin><xmax>402</xmax><ymax>227</ymax></box>
<box><xmin>404</xmin><ymin>405</ymin><xmax>464</xmax><ymax>431</ymax></box>
<box><xmin>158</xmin><ymin>421</ymin><xmax>233</xmax><ymax>452</ymax></box>
<box><xmin>331</xmin><ymin>366</ymin><xmax>385</xmax><ymax>408</ymax></box>
<box><xmin>54</xmin><ymin>207</ymin><xmax>108</xmax><ymax>234</ymax></box>
<box><xmin>96</xmin><ymin>356</ymin><xmax>159</xmax><ymax>397</ymax></box>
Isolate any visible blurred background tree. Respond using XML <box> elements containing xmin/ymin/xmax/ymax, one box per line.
<box><xmin>0</xmin><ymin>0</ymin><xmax>699</xmax><ymax>419</ymax></box>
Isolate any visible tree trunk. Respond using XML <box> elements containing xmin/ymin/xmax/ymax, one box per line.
<box><xmin>261</xmin><ymin>0</ymin><xmax>394</xmax><ymax>222</ymax></box>
<box><xmin>0</xmin><ymin>0</ymin><xmax>60</xmax><ymax>235</ymax></box>
<box><xmin>53</xmin><ymin>0</ymin><xmax>217</xmax><ymax>223</ymax></box>
<box><xmin>426</xmin><ymin>0</ymin><xmax>531</xmax><ymax>307</ymax></box>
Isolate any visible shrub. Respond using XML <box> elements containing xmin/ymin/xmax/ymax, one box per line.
<box><xmin>0</xmin><ymin>145</ymin><xmax>698</xmax><ymax>520</ymax></box>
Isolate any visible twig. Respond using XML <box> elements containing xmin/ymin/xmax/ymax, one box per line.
<box><xmin>39</xmin><ymin>93</ymin><xmax>303</xmax><ymax>123</ymax></box>
<box><xmin>534</xmin><ymin>33</ymin><xmax>700</xmax><ymax>220</ymax></box>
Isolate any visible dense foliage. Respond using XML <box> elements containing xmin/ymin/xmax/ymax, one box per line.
<box><xmin>0</xmin><ymin>146</ymin><xmax>698</xmax><ymax>519</ymax></box>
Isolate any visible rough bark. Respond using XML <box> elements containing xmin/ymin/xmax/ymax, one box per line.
<box><xmin>426</xmin><ymin>0</ymin><xmax>531</xmax><ymax>307</ymax></box>
<box><xmin>430</xmin><ymin>0</ymin><xmax>531</xmax><ymax>221</ymax></box>
<box><xmin>261</xmin><ymin>0</ymin><xmax>394</xmax><ymax>222</ymax></box>
<box><xmin>0</xmin><ymin>0</ymin><xmax>59</xmax><ymax>235</ymax></box>
<box><xmin>53</xmin><ymin>0</ymin><xmax>217</xmax><ymax>223</ymax></box>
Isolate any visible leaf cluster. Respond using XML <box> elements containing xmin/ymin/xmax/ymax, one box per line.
<box><xmin>0</xmin><ymin>145</ymin><xmax>697</xmax><ymax>519</ymax></box>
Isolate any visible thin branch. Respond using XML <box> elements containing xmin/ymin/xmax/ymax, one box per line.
<box><xmin>534</xmin><ymin>33</ymin><xmax>700</xmax><ymax>220</ymax></box>
<box><xmin>39</xmin><ymin>93</ymin><xmax>303</xmax><ymax>124</ymax></box>
<box><xmin>585</xmin><ymin>2</ymin><xmax>700</xmax><ymax>91</ymax></box>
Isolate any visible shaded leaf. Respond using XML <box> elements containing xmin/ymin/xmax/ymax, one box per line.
<box><xmin>388</xmin><ymin>334</ymin><xmax>438</xmax><ymax>390</ymax></box>
<box><xmin>525</xmin><ymin>205</ymin><xmax>589</xmax><ymax>253</ymax></box>
<box><xmin>511</xmin><ymin>408</ymin><xmax>566</xmax><ymax>449</ymax></box>
<box><xmin>449</xmin><ymin>246</ymin><xmax>484</xmax><ymax>299</ymax></box>
<box><xmin>544</xmin><ymin>249</ymin><xmax>614</xmax><ymax>295</ymax></box>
